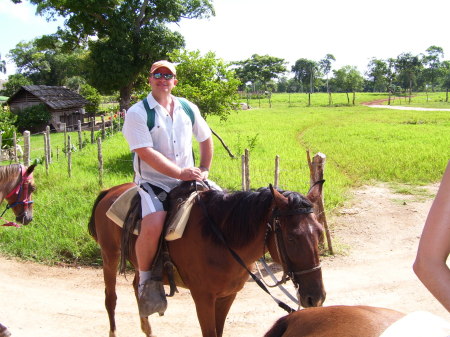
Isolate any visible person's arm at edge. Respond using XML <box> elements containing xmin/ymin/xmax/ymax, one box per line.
<box><xmin>413</xmin><ymin>161</ymin><xmax>450</xmax><ymax>312</ymax></box>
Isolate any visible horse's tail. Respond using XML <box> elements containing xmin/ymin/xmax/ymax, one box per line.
<box><xmin>88</xmin><ymin>189</ymin><xmax>110</xmax><ymax>241</ymax></box>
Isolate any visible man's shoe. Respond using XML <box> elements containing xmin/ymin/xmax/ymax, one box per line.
<box><xmin>138</xmin><ymin>278</ymin><xmax>167</xmax><ymax>317</ymax></box>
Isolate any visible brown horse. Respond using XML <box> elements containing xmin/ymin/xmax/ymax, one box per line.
<box><xmin>0</xmin><ymin>164</ymin><xmax>36</xmax><ymax>226</ymax></box>
<box><xmin>88</xmin><ymin>180</ymin><xmax>326</xmax><ymax>337</ymax></box>
<box><xmin>264</xmin><ymin>305</ymin><xmax>406</xmax><ymax>337</ymax></box>
<box><xmin>0</xmin><ymin>164</ymin><xmax>36</xmax><ymax>337</ymax></box>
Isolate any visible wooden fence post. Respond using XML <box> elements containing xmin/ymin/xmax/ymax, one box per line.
<box><xmin>110</xmin><ymin>112</ymin><xmax>114</xmax><ymax>135</ymax></box>
<box><xmin>23</xmin><ymin>131</ymin><xmax>30</xmax><ymax>167</ymax></box>
<box><xmin>46</xmin><ymin>126</ymin><xmax>52</xmax><ymax>164</ymax></box>
<box><xmin>13</xmin><ymin>132</ymin><xmax>18</xmax><ymax>163</ymax></box>
<box><xmin>0</xmin><ymin>133</ymin><xmax>2</xmax><ymax>161</ymax></box>
<box><xmin>244</xmin><ymin>148</ymin><xmax>250</xmax><ymax>190</ymax></box>
<box><xmin>67</xmin><ymin>135</ymin><xmax>72</xmax><ymax>178</ymax></box>
<box><xmin>78</xmin><ymin>120</ymin><xmax>83</xmax><ymax>150</ymax></box>
<box><xmin>308</xmin><ymin>151</ymin><xmax>333</xmax><ymax>255</ymax></box>
<box><xmin>97</xmin><ymin>137</ymin><xmax>103</xmax><ymax>186</ymax></box>
<box><xmin>91</xmin><ymin>117</ymin><xmax>95</xmax><ymax>144</ymax></box>
<box><xmin>44</xmin><ymin>132</ymin><xmax>49</xmax><ymax>175</ymax></box>
<box><xmin>274</xmin><ymin>155</ymin><xmax>280</xmax><ymax>189</ymax></box>
<box><xmin>241</xmin><ymin>154</ymin><xmax>246</xmax><ymax>191</ymax></box>
<box><xmin>101</xmin><ymin>115</ymin><xmax>106</xmax><ymax>140</ymax></box>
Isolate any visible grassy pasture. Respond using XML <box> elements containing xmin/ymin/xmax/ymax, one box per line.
<box><xmin>0</xmin><ymin>92</ymin><xmax>449</xmax><ymax>265</ymax></box>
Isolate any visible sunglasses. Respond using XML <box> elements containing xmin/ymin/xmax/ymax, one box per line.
<box><xmin>151</xmin><ymin>73</ymin><xmax>175</xmax><ymax>80</ymax></box>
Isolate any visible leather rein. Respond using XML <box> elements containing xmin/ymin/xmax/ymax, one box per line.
<box><xmin>1</xmin><ymin>165</ymin><xmax>34</xmax><ymax>228</ymax></box>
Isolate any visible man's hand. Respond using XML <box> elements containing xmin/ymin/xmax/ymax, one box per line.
<box><xmin>179</xmin><ymin>167</ymin><xmax>203</xmax><ymax>181</ymax></box>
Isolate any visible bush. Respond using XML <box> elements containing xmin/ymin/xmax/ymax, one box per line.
<box><xmin>80</xmin><ymin>84</ymin><xmax>101</xmax><ymax>115</ymax></box>
<box><xmin>15</xmin><ymin>104</ymin><xmax>51</xmax><ymax>133</ymax></box>
<box><xmin>0</xmin><ymin>107</ymin><xmax>18</xmax><ymax>147</ymax></box>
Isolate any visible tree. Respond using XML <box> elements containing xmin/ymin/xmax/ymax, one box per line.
<box><xmin>441</xmin><ymin>60</ymin><xmax>450</xmax><ymax>102</ymax></box>
<box><xmin>292</xmin><ymin>58</ymin><xmax>318</xmax><ymax>106</ymax></box>
<box><xmin>12</xmin><ymin>0</ymin><xmax>215</xmax><ymax>111</ymax></box>
<box><xmin>366</xmin><ymin>58</ymin><xmax>389</xmax><ymax>92</ymax></box>
<box><xmin>332</xmin><ymin>66</ymin><xmax>364</xmax><ymax>105</ymax></box>
<box><xmin>234</xmin><ymin>54</ymin><xmax>287</xmax><ymax>91</ymax></box>
<box><xmin>0</xmin><ymin>109</ymin><xmax>17</xmax><ymax>148</ymax></box>
<box><xmin>80</xmin><ymin>84</ymin><xmax>101</xmax><ymax>116</ymax></box>
<box><xmin>0</xmin><ymin>74</ymin><xmax>33</xmax><ymax>97</ymax></box>
<box><xmin>0</xmin><ymin>53</ymin><xmax>6</xmax><ymax>74</ymax></box>
<box><xmin>395</xmin><ymin>52</ymin><xmax>423</xmax><ymax>103</ymax></box>
<box><xmin>319</xmin><ymin>54</ymin><xmax>335</xmax><ymax>105</ymax></box>
<box><xmin>170</xmin><ymin>49</ymin><xmax>241</xmax><ymax>121</ymax></box>
<box><xmin>8</xmin><ymin>36</ymin><xmax>87</xmax><ymax>86</ymax></box>
<box><xmin>422</xmin><ymin>45</ymin><xmax>444</xmax><ymax>92</ymax></box>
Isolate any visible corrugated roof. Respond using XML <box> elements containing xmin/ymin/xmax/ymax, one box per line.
<box><xmin>7</xmin><ymin>85</ymin><xmax>89</xmax><ymax>109</ymax></box>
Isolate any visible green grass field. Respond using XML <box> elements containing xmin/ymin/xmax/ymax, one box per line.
<box><xmin>1</xmin><ymin>92</ymin><xmax>449</xmax><ymax>265</ymax></box>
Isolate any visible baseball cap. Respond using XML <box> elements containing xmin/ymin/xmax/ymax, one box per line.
<box><xmin>150</xmin><ymin>60</ymin><xmax>176</xmax><ymax>75</ymax></box>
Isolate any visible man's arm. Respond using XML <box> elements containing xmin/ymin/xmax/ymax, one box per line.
<box><xmin>134</xmin><ymin>147</ymin><xmax>203</xmax><ymax>181</ymax></box>
<box><xmin>198</xmin><ymin>137</ymin><xmax>213</xmax><ymax>180</ymax></box>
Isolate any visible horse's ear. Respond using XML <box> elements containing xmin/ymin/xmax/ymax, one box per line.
<box><xmin>307</xmin><ymin>180</ymin><xmax>324</xmax><ymax>204</ymax></box>
<box><xmin>26</xmin><ymin>163</ymin><xmax>37</xmax><ymax>176</ymax></box>
<box><xmin>269</xmin><ymin>184</ymin><xmax>285</xmax><ymax>203</ymax></box>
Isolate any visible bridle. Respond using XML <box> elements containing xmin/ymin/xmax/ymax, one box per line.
<box><xmin>1</xmin><ymin>165</ymin><xmax>34</xmax><ymax>227</ymax></box>
<box><xmin>264</xmin><ymin>205</ymin><xmax>322</xmax><ymax>287</ymax></box>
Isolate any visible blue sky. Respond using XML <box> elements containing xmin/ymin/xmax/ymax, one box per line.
<box><xmin>2</xmin><ymin>0</ymin><xmax>450</xmax><ymax>80</ymax></box>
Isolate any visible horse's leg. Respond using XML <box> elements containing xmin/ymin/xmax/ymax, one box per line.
<box><xmin>214</xmin><ymin>293</ymin><xmax>237</xmax><ymax>337</ymax></box>
<box><xmin>101</xmin><ymin>249</ymin><xmax>120</xmax><ymax>337</ymax></box>
<box><xmin>132</xmin><ymin>272</ymin><xmax>153</xmax><ymax>337</ymax></box>
<box><xmin>191</xmin><ymin>291</ymin><xmax>218</xmax><ymax>337</ymax></box>
<box><xmin>0</xmin><ymin>323</ymin><xmax>11</xmax><ymax>337</ymax></box>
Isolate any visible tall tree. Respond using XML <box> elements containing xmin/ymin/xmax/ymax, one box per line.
<box><xmin>319</xmin><ymin>54</ymin><xmax>335</xmax><ymax>105</ymax></box>
<box><xmin>332</xmin><ymin>66</ymin><xmax>364</xmax><ymax>105</ymax></box>
<box><xmin>422</xmin><ymin>45</ymin><xmax>444</xmax><ymax>92</ymax></box>
<box><xmin>441</xmin><ymin>60</ymin><xmax>450</xmax><ymax>102</ymax></box>
<box><xmin>292</xmin><ymin>58</ymin><xmax>318</xmax><ymax>106</ymax></box>
<box><xmin>170</xmin><ymin>49</ymin><xmax>241</xmax><ymax>121</ymax></box>
<box><xmin>12</xmin><ymin>0</ymin><xmax>214</xmax><ymax>110</ymax></box>
<box><xmin>366</xmin><ymin>58</ymin><xmax>389</xmax><ymax>92</ymax></box>
<box><xmin>395</xmin><ymin>52</ymin><xmax>423</xmax><ymax>103</ymax></box>
<box><xmin>1</xmin><ymin>74</ymin><xmax>33</xmax><ymax>97</ymax></box>
<box><xmin>0</xmin><ymin>53</ymin><xmax>6</xmax><ymax>74</ymax></box>
<box><xmin>234</xmin><ymin>54</ymin><xmax>287</xmax><ymax>91</ymax></box>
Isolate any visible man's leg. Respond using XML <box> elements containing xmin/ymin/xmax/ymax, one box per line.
<box><xmin>136</xmin><ymin>211</ymin><xmax>166</xmax><ymax>295</ymax></box>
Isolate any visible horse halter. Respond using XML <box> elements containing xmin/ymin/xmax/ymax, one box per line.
<box><xmin>1</xmin><ymin>165</ymin><xmax>34</xmax><ymax>227</ymax></box>
<box><xmin>267</xmin><ymin>205</ymin><xmax>322</xmax><ymax>287</ymax></box>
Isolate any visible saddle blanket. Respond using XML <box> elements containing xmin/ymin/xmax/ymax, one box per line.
<box><xmin>105</xmin><ymin>184</ymin><xmax>197</xmax><ymax>240</ymax></box>
<box><xmin>380</xmin><ymin>311</ymin><xmax>450</xmax><ymax>337</ymax></box>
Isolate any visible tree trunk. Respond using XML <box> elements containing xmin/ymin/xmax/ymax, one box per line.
<box><xmin>352</xmin><ymin>92</ymin><xmax>356</xmax><ymax>105</ymax></box>
<box><xmin>308</xmin><ymin>92</ymin><xmax>311</xmax><ymax>106</ymax></box>
<box><xmin>328</xmin><ymin>91</ymin><xmax>332</xmax><ymax>106</ymax></box>
<box><xmin>346</xmin><ymin>92</ymin><xmax>350</xmax><ymax>104</ymax></box>
<box><xmin>119</xmin><ymin>83</ymin><xmax>134</xmax><ymax>111</ymax></box>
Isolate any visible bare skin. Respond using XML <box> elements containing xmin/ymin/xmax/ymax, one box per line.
<box><xmin>413</xmin><ymin>161</ymin><xmax>450</xmax><ymax>313</ymax></box>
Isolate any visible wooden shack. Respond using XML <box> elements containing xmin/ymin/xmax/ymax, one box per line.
<box><xmin>7</xmin><ymin>85</ymin><xmax>89</xmax><ymax>131</ymax></box>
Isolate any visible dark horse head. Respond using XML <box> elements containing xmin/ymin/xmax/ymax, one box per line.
<box><xmin>180</xmin><ymin>180</ymin><xmax>326</xmax><ymax>309</ymax></box>
<box><xmin>1</xmin><ymin>164</ymin><xmax>36</xmax><ymax>225</ymax></box>
<box><xmin>267</xmin><ymin>182</ymin><xmax>326</xmax><ymax>308</ymax></box>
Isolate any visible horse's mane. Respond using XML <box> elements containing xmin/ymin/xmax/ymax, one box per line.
<box><xmin>168</xmin><ymin>181</ymin><xmax>313</xmax><ymax>249</ymax></box>
<box><xmin>0</xmin><ymin>164</ymin><xmax>21</xmax><ymax>184</ymax></box>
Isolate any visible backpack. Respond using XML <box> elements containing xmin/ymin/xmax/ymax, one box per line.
<box><xmin>142</xmin><ymin>97</ymin><xmax>195</xmax><ymax>130</ymax></box>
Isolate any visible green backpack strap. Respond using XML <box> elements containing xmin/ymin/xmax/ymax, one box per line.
<box><xmin>141</xmin><ymin>97</ymin><xmax>195</xmax><ymax>131</ymax></box>
<box><xmin>142</xmin><ymin>97</ymin><xmax>156</xmax><ymax>131</ymax></box>
<box><xmin>177</xmin><ymin>97</ymin><xmax>195</xmax><ymax>126</ymax></box>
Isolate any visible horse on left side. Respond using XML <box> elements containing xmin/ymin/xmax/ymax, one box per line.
<box><xmin>0</xmin><ymin>164</ymin><xmax>36</xmax><ymax>226</ymax></box>
<box><xmin>0</xmin><ymin>164</ymin><xmax>36</xmax><ymax>337</ymax></box>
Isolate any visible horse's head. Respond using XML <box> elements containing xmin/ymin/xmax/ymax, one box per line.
<box><xmin>268</xmin><ymin>181</ymin><xmax>326</xmax><ymax>309</ymax></box>
<box><xmin>4</xmin><ymin>164</ymin><xmax>36</xmax><ymax>225</ymax></box>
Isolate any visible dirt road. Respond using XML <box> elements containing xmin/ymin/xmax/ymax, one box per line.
<box><xmin>0</xmin><ymin>183</ymin><xmax>449</xmax><ymax>337</ymax></box>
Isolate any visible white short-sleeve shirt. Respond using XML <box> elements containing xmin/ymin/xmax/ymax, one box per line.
<box><xmin>122</xmin><ymin>93</ymin><xmax>212</xmax><ymax>191</ymax></box>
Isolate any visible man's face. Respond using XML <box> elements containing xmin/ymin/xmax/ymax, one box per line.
<box><xmin>149</xmin><ymin>67</ymin><xmax>178</xmax><ymax>94</ymax></box>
